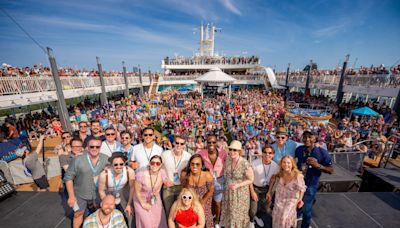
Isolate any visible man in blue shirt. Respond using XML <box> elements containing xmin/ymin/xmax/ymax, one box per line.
<box><xmin>271</xmin><ymin>127</ymin><xmax>298</xmax><ymax>163</ymax></box>
<box><xmin>295</xmin><ymin>130</ymin><xmax>334</xmax><ymax>228</ymax></box>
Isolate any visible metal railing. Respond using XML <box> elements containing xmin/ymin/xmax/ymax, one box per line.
<box><xmin>276</xmin><ymin>73</ymin><xmax>400</xmax><ymax>89</ymax></box>
<box><xmin>0</xmin><ymin>76</ymin><xmax>150</xmax><ymax>95</ymax></box>
<box><xmin>161</xmin><ymin>75</ymin><xmax>263</xmax><ymax>81</ymax></box>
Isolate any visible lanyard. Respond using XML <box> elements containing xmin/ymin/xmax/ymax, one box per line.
<box><xmin>105</xmin><ymin>142</ymin><xmax>116</xmax><ymax>154</ymax></box>
<box><xmin>111</xmin><ymin>169</ymin><xmax>124</xmax><ymax>192</ymax></box>
<box><xmin>149</xmin><ymin>171</ymin><xmax>159</xmax><ymax>193</ymax></box>
<box><xmin>173</xmin><ymin>151</ymin><xmax>183</xmax><ymax>172</ymax></box>
<box><xmin>262</xmin><ymin>162</ymin><xmax>272</xmax><ymax>186</ymax></box>
<box><xmin>86</xmin><ymin>154</ymin><xmax>98</xmax><ymax>176</ymax></box>
<box><xmin>124</xmin><ymin>145</ymin><xmax>134</xmax><ymax>160</ymax></box>
<box><xmin>143</xmin><ymin>144</ymin><xmax>154</xmax><ymax>162</ymax></box>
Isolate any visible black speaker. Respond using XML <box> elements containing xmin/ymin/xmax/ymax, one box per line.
<box><xmin>0</xmin><ymin>171</ymin><xmax>16</xmax><ymax>199</ymax></box>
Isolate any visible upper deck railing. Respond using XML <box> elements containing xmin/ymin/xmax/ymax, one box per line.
<box><xmin>275</xmin><ymin>73</ymin><xmax>400</xmax><ymax>88</ymax></box>
<box><xmin>0</xmin><ymin>76</ymin><xmax>150</xmax><ymax>95</ymax></box>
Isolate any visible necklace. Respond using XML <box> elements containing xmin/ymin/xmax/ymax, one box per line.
<box><xmin>191</xmin><ymin>171</ymin><xmax>202</xmax><ymax>188</ymax></box>
<box><xmin>98</xmin><ymin>211</ymin><xmax>111</xmax><ymax>228</ymax></box>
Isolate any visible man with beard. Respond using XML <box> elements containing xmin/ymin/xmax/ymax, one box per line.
<box><xmin>83</xmin><ymin>194</ymin><xmax>127</xmax><ymax>228</ymax></box>
<box><xmin>295</xmin><ymin>131</ymin><xmax>334</xmax><ymax>228</ymax></box>
<box><xmin>65</xmin><ymin>138</ymin><xmax>109</xmax><ymax>228</ymax></box>
<box><xmin>83</xmin><ymin>120</ymin><xmax>106</xmax><ymax>148</ymax></box>
<box><xmin>197</xmin><ymin>135</ymin><xmax>227</xmax><ymax>228</ymax></box>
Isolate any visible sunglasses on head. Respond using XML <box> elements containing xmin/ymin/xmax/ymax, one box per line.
<box><xmin>106</xmin><ymin>133</ymin><xmax>115</xmax><ymax>136</ymax></box>
<box><xmin>175</xmin><ymin>142</ymin><xmax>185</xmax><ymax>145</ymax></box>
<box><xmin>182</xmin><ymin>195</ymin><xmax>192</xmax><ymax>200</ymax></box>
<box><xmin>89</xmin><ymin>145</ymin><xmax>101</xmax><ymax>149</ymax></box>
<box><xmin>113</xmin><ymin>163</ymin><xmax>125</xmax><ymax>167</ymax></box>
<box><xmin>143</xmin><ymin>134</ymin><xmax>153</xmax><ymax>137</ymax></box>
<box><xmin>150</xmin><ymin>161</ymin><xmax>161</xmax><ymax>166</ymax></box>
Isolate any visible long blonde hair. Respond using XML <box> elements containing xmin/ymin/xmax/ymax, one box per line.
<box><xmin>277</xmin><ymin>155</ymin><xmax>301</xmax><ymax>178</ymax></box>
<box><xmin>175</xmin><ymin>188</ymin><xmax>202</xmax><ymax>214</ymax></box>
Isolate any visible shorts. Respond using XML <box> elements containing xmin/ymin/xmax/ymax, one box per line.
<box><xmin>76</xmin><ymin>196</ymin><xmax>97</xmax><ymax>213</ymax></box>
<box><xmin>34</xmin><ymin>175</ymin><xmax>49</xmax><ymax>189</ymax></box>
<box><xmin>213</xmin><ymin>176</ymin><xmax>225</xmax><ymax>202</ymax></box>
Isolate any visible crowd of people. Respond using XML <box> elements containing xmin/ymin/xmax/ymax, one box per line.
<box><xmin>1</xmin><ymin>87</ymin><xmax>400</xmax><ymax>227</ymax></box>
<box><xmin>0</xmin><ymin>63</ymin><xmax>150</xmax><ymax>77</ymax></box>
<box><xmin>164</xmin><ymin>56</ymin><xmax>260</xmax><ymax>66</ymax></box>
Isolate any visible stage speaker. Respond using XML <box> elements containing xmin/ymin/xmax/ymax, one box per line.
<box><xmin>0</xmin><ymin>171</ymin><xmax>16</xmax><ymax>199</ymax></box>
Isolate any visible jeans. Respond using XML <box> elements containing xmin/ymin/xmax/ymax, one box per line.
<box><xmin>249</xmin><ymin>185</ymin><xmax>269</xmax><ymax>222</ymax></box>
<box><xmin>300</xmin><ymin>185</ymin><xmax>317</xmax><ymax>228</ymax></box>
<box><xmin>162</xmin><ymin>185</ymin><xmax>181</xmax><ymax>218</ymax></box>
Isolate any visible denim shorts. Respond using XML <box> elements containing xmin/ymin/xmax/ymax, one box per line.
<box><xmin>213</xmin><ymin>176</ymin><xmax>225</xmax><ymax>202</ymax></box>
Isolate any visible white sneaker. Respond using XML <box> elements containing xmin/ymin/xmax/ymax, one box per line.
<box><xmin>248</xmin><ymin>222</ymin><xmax>255</xmax><ymax>228</ymax></box>
<box><xmin>215</xmin><ymin>224</ymin><xmax>221</xmax><ymax>228</ymax></box>
<box><xmin>254</xmin><ymin>216</ymin><xmax>264</xmax><ymax>227</ymax></box>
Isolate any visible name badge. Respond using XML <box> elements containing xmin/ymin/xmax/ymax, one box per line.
<box><xmin>173</xmin><ymin>172</ymin><xmax>180</xmax><ymax>183</ymax></box>
<box><xmin>213</xmin><ymin>171</ymin><xmax>217</xmax><ymax>179</ymax></box>
<box><xmin>150</xmin><ymin>195</ymin><xmax>157</xmax><ymax>205</ymax></box>
<box><xmin>115</xmin><ymin>192</ymin><xmax>121</xmax><ymax>205</ymax></box>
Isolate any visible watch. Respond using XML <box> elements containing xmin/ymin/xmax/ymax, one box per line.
<box><xmin>318</xmin><ymin>164</ymin><xmax>323</xmax><ymax>170</ymax></box>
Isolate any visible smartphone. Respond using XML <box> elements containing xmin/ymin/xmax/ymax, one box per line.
<box><xmin>73</xmin><ymin>202</ymin><xmax>80</xmax><ymax>212</ymax></box>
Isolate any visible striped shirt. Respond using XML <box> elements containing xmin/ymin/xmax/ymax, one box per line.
<box><xmin>83</xmin><ymin>209</ymin><xmax>127</xmax><ymax>228</ymax></box>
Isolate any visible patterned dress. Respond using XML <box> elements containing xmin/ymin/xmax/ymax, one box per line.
<box><xmin>188</xmin><ymin>182</ymin><xmax>214</xmax><ymax>228</ymax></box>
<box><xmin>221</xmin><ymin>157</ymin><xmax>251</xmax><ymax>227</ymax></box>
<box><xmin>272</xmin><ymin>174</ymin><xmax>306</xmax><ymax>228</ymax></box>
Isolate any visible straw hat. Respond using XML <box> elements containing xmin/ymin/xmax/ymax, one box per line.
<box><xmin>276</xmin><ymin>127</ymin><xmax>288</xmax><ymax>136</ymax></box>
<box><xmin>228</xmin><ymin>140</ymin><xmax>243</xmax><ymax>152</ymax></box>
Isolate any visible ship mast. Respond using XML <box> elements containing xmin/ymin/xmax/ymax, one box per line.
<box><xmin>198</xmin><ymin>23</ymin><xmax>221</xmax><ymax>57</ymax></box>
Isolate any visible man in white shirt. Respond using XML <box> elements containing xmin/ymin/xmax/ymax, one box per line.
<box><xmin>100</xmin><ymin>128</ymin><xmax>121</xmax><ymax>157</ymax></box>
<box><xmin>130</xmin><ymin>127</ymin><xmax>163</xmax><ymax>172</ymax></box>
<box><xmin>249</xmin><ymin>145</ymin><xmax>279</xmax><ymax>228</ymax></box>
<box><xmin>161</xmin><ymin>135</ymin><xmax>191</xmax><ymax>217</ymax></box>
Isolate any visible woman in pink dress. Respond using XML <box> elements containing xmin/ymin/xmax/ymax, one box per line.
<box><xmin>133</xmin><ymin>155</ymin><xmax>172</xmax><ymax>228</ymax></box>
<box><xmin>267</xmin><ymin>155</ymin><xmax>306</xmax><ymax>228</ymax></box>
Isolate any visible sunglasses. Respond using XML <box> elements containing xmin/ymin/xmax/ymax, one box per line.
<box><xmin>276</xmin><ymin>136</ymin><xmax>286</xmax><ymax>139</ymax></box>
<box><xmin>89</xmin><ymin>145</ymin><xmax>101</xmax><ymax>149</ymax></box>
<box><xmin>262</xmin><ymin>152</ymin><xmax>274</xmax><ymax>155</ymax></box>
<box><xmin>182</xmin><ymin>195</ymin><xmax>193</xmax><ymax>200</ymax></box>
<box><xmin>229</xmin><ymin>148</ymin><xmax>240</xmax><ymax>152</ymax></box>
<box><xmin>79</xmin><ymin>125</ymin><xmax>87</xmax><ymax>128</ymax></box>
<box><xmin>175</xmin><ymin>142</ymin><xmax>185</xmax><ymax>145</ymax></box>
<box><xmin>143</xmin><ymin>134</ymin><xmax>153</xmax><ymax>137</ymax></box>
<box><xmin>106</xmin><ymin>133</ymin><xmax>116</xmax><ymax>136</ymax></box>
<box><xmin>113</xmin><ymin>163</ymin><xmax>125</xmax><ymax>167</ymax></box>
<box><xmin>62</xmin><ymin>136</ymin><xmax>71</xmax><ymax>139</ymax></box>
<box><xmin>190</xmin><ymin>162</ymin><xmax>201</xmax><ymax>167</ymax></box>
<box><xmin>150</xmin><ymin>161</ymin><xmax>161</xmax><ymax>166</ymax></box>
<box><xmin>122</xmin><ymin>137</ymin><xmax>130</xmax><ymax>140</ymax></box>
<box><xmin>207</xmin><ymin>141</ymin><xmax>217</xmax><ymax>144</ymax></box>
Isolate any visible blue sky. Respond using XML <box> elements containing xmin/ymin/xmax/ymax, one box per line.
<box><xmin>0</xmin><ymin>0</ymin><xmax>399</xmax><ymax>72</ymax></box>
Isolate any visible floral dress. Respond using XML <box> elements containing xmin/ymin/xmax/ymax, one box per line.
<box><xmin>272</xmin><ymin>174</ymin><xmax>306</xmax><ymax>228</ymax></box>
<box><xmin>221</xmin><ymin>157</ymin><xmax>251</xmax><ymax>227</ymax></box>
<box><xmin>188</xmin><ymin>182</ymin><xmax>214</xmax><ymax>228</ymax></box>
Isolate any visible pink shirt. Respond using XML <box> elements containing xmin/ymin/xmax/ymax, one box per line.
<box><xmin>197</xmin><ymin>149</ymin><xmax>227</xmax><ymax>178</ymax></box>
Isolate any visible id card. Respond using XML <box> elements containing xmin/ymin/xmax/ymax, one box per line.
<box><xmin>173</xmin><ymin>172</ymin><xmax>180</xmax><ymax>183</ymax></box>
<box><xmin>213</xmin><ymin>171</ymin><xmax>217</xmax><ymax>180</ymax></box>
<box><xmin>150</xmin><ymin>195</ymin><xmax>157</xmax><ymax>205</ymax></box>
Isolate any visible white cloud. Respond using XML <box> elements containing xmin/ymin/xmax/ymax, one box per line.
<box><xmin>219</xmin><ymin>0</ymin><xmax>242</xmax><ymax>16</ymax></box>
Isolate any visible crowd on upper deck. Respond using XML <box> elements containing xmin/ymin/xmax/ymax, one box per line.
<box><xmin>164</xmin><ymin>56</ymin><xmax>260</xmax><ymax>65</ymax></box>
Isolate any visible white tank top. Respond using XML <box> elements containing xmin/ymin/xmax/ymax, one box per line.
<box><xmin>106</xmin><ymin>166</ymin><xmax>128</xmax><ymax>192</ymax></box>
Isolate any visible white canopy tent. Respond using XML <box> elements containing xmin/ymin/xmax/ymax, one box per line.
<box><xmin>195</xmin><ymin>68</ymin><xmax>237</xmax><ymax>99</ymax></box>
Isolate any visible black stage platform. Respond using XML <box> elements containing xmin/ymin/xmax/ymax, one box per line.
<box><xmin>1</xmin><ymin>191</ymin><xmax>399</xmax><ymax>228</ymax></box>
<box><xmin>360</xmin><ymin>167</ymin><xmax>400</xmax><ymax>192</ymax></box>
<box><xmin>319</xmin><ymin>164</ymin><xmax>362</xmax><ymax>192</ymax></box>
